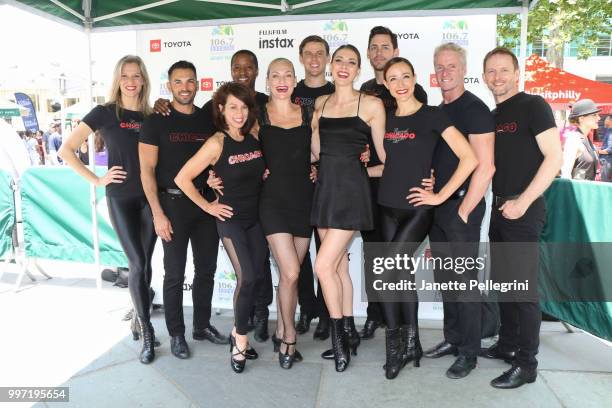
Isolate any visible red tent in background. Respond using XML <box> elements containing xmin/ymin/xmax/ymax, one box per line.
<box><xmin>525</xmin><ymin>54</ymin><xmax>612</xmax><ymax>114</ymax></box>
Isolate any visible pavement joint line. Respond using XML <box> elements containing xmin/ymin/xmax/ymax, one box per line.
<box><xmin>314</xmin><ymin>362</ymin><xmax>325</xmax><ymax>408</ymax></box>
<box><xmin>538</xmin><ymin>371</ymin><xmax>569</xmax><ymax>408</ymax></box>
<box><xmin>70</xmin><ymin>357</ymin><xmax>137</xmax><ymax>380</ymax></box>
<box><xmin>146</xmin><ymin>359</ymin><xmax>201</xmax><ymax>407</ymax></box>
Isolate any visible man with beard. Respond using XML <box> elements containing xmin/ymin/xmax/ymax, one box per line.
<box><xmin>141</xmin><ymin>61</ymin><xmax>228</xmax><ymax>359</ymax></box>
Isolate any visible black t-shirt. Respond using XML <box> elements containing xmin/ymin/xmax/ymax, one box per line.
<box><xmin>82</xmin><ymin>104</ymin><xmax>144</xmax><ymax>198</ymax></box>
<box><xmin>291</xmin><ymin>80</ymin><xmax>335</xmax><ymax>108</ymax></box>
<box><xmin>378</xmin><ymin>105</ymin><xmax>452</xmax><ymax>209</ymax></box>
<box><xmin>433</xmin><ymin>91</ymin><xmax>495</xmax><ymax>193</ymax></box>
<box><xmin>492</xmin><ymin>92</ymin><xmax>556</xmax><ymax>196</ymax></box>
<box><xmin>360</xmin><ymin>78</ymin><xmax>428</xmax><ymax>112</ymax></box>
<box><xmin>139</xmin><ymin>106</ymin><xmax>214</xmax><ymax>194</ymax></box>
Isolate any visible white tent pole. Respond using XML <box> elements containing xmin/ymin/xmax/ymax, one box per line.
<box><xmin>519</xmin><ymin>0</ymin><xmax>529</xmax><ymax>91</ymax></box>
<box><xmin>83</xmin><ymin>1</ymin><xmax>102</xmax><ymax>289</ymax></box>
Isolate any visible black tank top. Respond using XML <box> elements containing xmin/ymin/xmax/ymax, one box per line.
<box><xmin>259</xmin><ymin>105</ymin><xmax>313</xmax><ymax>209</ymax></box>
<box><xmin>214</xmin><ymin>131</ymin><xmax>265</xmax><ymax>223</ymax></box>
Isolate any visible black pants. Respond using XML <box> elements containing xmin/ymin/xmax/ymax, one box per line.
<box><xmin>489</xmin><ymin>196</ymin><xmax>546</xmax><ymax>370</ymax></box>
<box><xmin>297</xmin><ymin>232</ymin><xmax>329</xmax><ymax>319</ymax></box>
<box><xmin>217</xmin><ymin>220</ymin><xmax>268</xmax><ymax>335</ymax></box>
<box><xmin>160</xmin><ymin>193</ymin><xmax>219</xmax><ymax>337</ymax></box>
<box><xmin>429</xmin><ymin>198</ymin><xmax>485</xmax><ymax>358</ymax></box>
<box><xmin>106</xmin><ymin>195</ymin><xmax>157</xmax><ymax>321</ymax></box>
<box><xmin>361</xmin><ymin>178</ymin><xmax>385</xmax><ymax>323</ymax></box>
<box><xmin>380</xmin><ymin>205</ymin><xmax>433</xmax><ymax>329</ymax></box>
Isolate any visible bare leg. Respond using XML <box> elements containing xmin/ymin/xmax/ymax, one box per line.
<box><xmin>315</xmin><ymin>228</ymin><xmax>355</xmax><ymax>319</ymax></box>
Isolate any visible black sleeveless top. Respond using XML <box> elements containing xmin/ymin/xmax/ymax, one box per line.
<box><xmin>213</xmin><ymin>131</ymin><xmax>265</xmax><ymax>223</ymax></box>
<box><xmin>310</xmin><ymin>93</ymin><xmax>373</xmax><ymax>230</ymax></box>
<box><xmin>259</xmin><ymin>104</ymin><xmax>313</xmax><ymax>210</ymax></box>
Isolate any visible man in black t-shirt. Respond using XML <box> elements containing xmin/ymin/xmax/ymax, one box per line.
<box><xmin>482</xmin><ymin>48</ymin><xmax>562</xmax><ymax>389</ymax></box>
<box><xmin>292</xmin><ymin>35</ymin><xmax>335</xmax><ymax>109</ymax></box>
<box><xmin>140</xmin><ymin>61</ymin><xmax>228</xmax><ymax>360</ymax></box>
<box><xmin>290</xmin><ymin>35</ymin><xmax>334</xmax><ymax>340</ymax></box>
<box><xmin>425</xmin><ymin>43</ymin><xmax>496</xmax><ymax>380</ymax></box>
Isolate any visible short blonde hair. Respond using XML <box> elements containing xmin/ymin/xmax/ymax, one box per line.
<box><xmin>434</xmin><ymin>42</ymin><xmax>467</xmax><ymax>68</ymax></box>
<box><xmin>107</xmin><ymin>55</ymin><xmax>152</xmax><ymax>118</ymax></box>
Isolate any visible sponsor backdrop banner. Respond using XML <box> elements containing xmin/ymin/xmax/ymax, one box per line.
<box><xmin>0</xmin><ymin>170</ymin><xmax>15</xmax><ymax>259</ymax></box>
<box><xmin>137</xmin><ymin>14</ymin><xmax>496</xmax><ymax>317</ymax></box>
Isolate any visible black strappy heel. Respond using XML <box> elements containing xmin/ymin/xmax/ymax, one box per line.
<box><xmin>278</xmin><ymin>338</ymin><xmax>297</xmax><ymax>369</ymax></box>
<box><xmin>230</xmin><ymin>334</ymin><xmax>248</xmax><ymax>373</ymax></box>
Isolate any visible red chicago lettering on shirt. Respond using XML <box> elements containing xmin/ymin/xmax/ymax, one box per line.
<box><xmin>384</xmin><ymin>130</ymin><xmax>416</xmax><ymax>142</ymax></box>
<box><xmin>169</xmin><ymin>132</ymin><xmax>208</xmax><ymax>142</ymax></box>
<box><xmin>496</xmin><ymin>122</ymin><xmax>518</xmax><ymax>133</ymax></box>
<box><xmin>228</xmin><ymin>150</ymin><xmax>263</xmax><ymax>165</ymax></box>
<box><xmin>119</xmin><ymin>121</ymin><xmax>142</xmax><ymax>129</ymax></box>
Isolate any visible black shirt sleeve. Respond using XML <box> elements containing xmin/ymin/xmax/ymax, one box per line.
<box><xmin>528</xmin><ymin>95</ymin><xmax>556</xmax><ymax>137</ymax></box>
<box><xmin>82</xmin><ymin>105</ymin><xmax>108</xmax><ymax>132</ymax></box>
<box><xmin>432</xmin><ymin>107</ymin><xmax>453</xmax><ymax>135</ymax></box>
<box><xmin>139</xmin><ymin>115</ymin><xmax>160</xmax><ymax>146</ymax></box>
<box><xmin>414</xmin><ymin>83</ymin><xmax>428</xmax><ymax>104</ymax></box>
<box><xmin>464</xmin><ymin>100</ymin><xmax>495</xmax><ymax>135</ymax></box>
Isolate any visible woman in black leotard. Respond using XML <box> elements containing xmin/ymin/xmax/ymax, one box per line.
<box><xmin>175</xmin><ymin>82</ymin><xmax>266</xmax><ymax>374</ymax></box>
<box><xmin>310</xmin><ymin>44</ymin><xmax>386</xmax><ymax>372</ymax></box>
<box><xmin>377</xmin><ymin>57</ymin><xmax>477</xmax><ymax>380</ymax></box>
<box><xmin>258</xmin><ymin>58</ymin><xmax>314</xmax><ymax>369</ymax></box>
<box><xmin>59</xmin><ymin>55</ymin><xmax>159</xmax><ymax>364</ymax></box>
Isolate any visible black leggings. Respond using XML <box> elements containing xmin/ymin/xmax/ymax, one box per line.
<box><xmin>217</xmin><ymin>220</ymin><xmax>268</xmax><ymax>335</ymax></box>
<box><xmin>106</xmin><ymin>195</ymin><xmax>157</xmax><ymax>321</ymax></box>
<box><xmin>380</xmin><ymin>205</ymin><xmax>433</xmax><ymax>329</ymax></box>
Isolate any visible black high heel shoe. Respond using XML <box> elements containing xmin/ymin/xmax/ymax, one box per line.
<box><xmin>330</xmin><ymin>318</ymin><xmax>350</xmax><ymax>372</ymax></box>
<box><xmin>278</xmin><ymin>338</ymin><xmax>297</xmax><ymax>369</ymax></box>
<box><xmin>229</xmin><ymin>334</ymin><xmax>247</xmax><ymax>373</ymax></box>
<box><xmin>139</xmin><ymin>319</ymin><xmax>155</xmax><ymax>364</ymax></box>
<box><xmin>404</xmin><ymin>325</ymin><xmax>422</xmax><ymax>367</ymax></box>
<box><xmin>344</xmin><ymin>316</ymin><xmax>360</xmax><ymax>356</ymax></box>
<box><xmin>272</xmin><ymin>333</ymin><xmax>281</xmax><ymax>352</ymax></box>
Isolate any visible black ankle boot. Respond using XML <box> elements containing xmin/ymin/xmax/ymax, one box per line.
<box><xmin>343</xmin><ymin>316</ymin><xmax>360</xmax><ymax>356</ymax></box>
<box><xmin>130</xmin><ymin>312</ymin><xmax>140</xmax><ymax>340</ymax></box>
<box><xmin>385</xmin><ymin>328</ymin><xmax>404</xmax><ymax>379</ymax></box>
<box><xmin>139</xmin><ymin>319</ymin><xmax>155</xmax><ymax>364</ymax></box>
<box><xmin>404</xmin><ymin>325</ymin><xmax>422</xmax><ymax>367</ymax></box>
<box><xmin>330</xmin><ymin>318</ymin><xmax>350</xmax><ymax>372</ymax></box>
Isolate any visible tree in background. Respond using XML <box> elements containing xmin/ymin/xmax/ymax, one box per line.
<box><xmin>497</xmin><ymin>0</ymin><xmax>612</xmax><ymax>69</ymax></box>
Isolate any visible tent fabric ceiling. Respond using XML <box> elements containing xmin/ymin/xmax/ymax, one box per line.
<box><xmin>5</xmin><ymin>0</ymin><xmax>526</xmax><ymax>29</ymax></box>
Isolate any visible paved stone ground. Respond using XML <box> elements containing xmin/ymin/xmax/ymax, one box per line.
<box><xmin>0</xmin><ymin>264</ymin><xmax>611</xmax><ymax>408</ymax></box>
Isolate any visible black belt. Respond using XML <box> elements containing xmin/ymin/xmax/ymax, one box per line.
<box><xmin>161</xmin><ymin>187</ymin><xmax>204</xmax><ymax>196</ymax></box>
<box><xmin>493</xmin><ymin>194</ymin><xmax>520</xmax><ymax>207</ymax></box>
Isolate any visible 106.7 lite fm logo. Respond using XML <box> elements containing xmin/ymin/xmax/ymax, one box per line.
<box><xmin>441</xmin><ymin>20</ymin><xmax>469</xmax><ymax>46</ymax></box>
<box><xmin>322</xmin><ymin>20</ymin><xmax>349</xmax><ymax>49</ymax></box>
<box><xmin>210</xmin><ymin>25</ymin><xmax>235</xmax><ymax>60</ymax></box>
<box><xmin>258</xmin><ymin>28</ymin><xmax>295</xmax><ymax>49</ymax></box>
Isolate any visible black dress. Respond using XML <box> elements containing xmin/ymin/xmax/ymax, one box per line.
<box><xmin>310</xmin><ymin>94</ymin><xmax>373</xmax><ymax>231</ymax></box>
<box><xmin>259</xmin><ymin>105</ymin><xmax>314</xmax><ymax>237</ymax></box>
